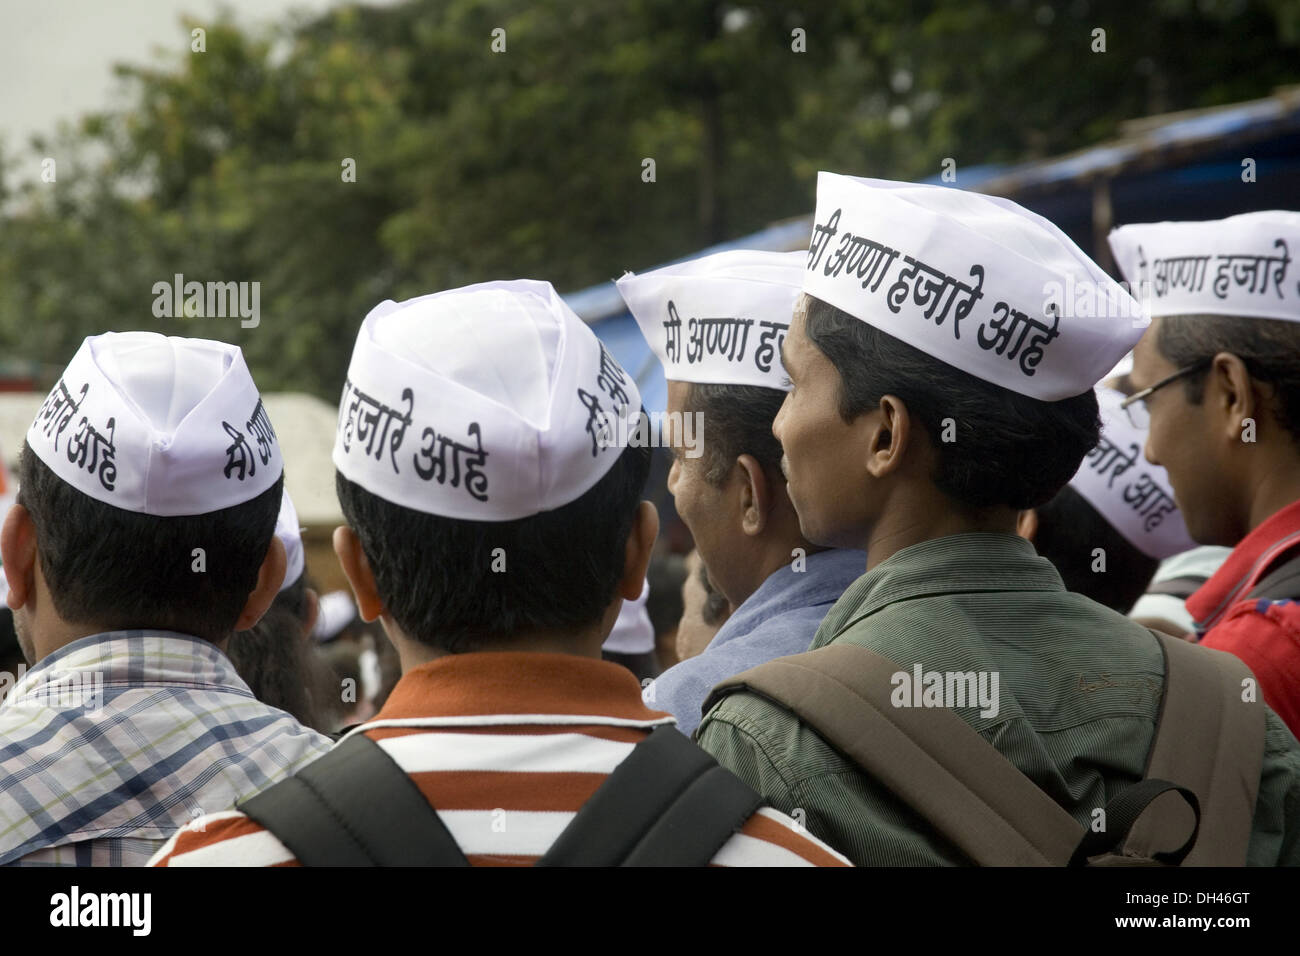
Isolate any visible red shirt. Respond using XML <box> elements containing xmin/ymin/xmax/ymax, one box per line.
<box><xmin>1189</xmin><ymin>498</ymin><xmax>1300</xmax><ymax>737</ymax></box>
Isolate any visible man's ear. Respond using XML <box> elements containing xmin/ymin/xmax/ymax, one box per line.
<box><xmin>1209</xmin><ymin>352</ymin><xmax>1259</xmax><ymax>442</ymax></box>
<box><xmin>233</xmin><ymin>535</ymin><xmax>286</xmax><ymax>631</ymax></box>
<box><xmin>1016</xmin><ymin>508</ymin><xmax>1039</xmax><ymax>543</ymax></box>
<box><xmin>619</xmin><ymin>501</ymin><xmax>660</xmax><ymax>601</ymax></box>
<box><xmin>734</xmin><ymin>454</ymin><xmax>772</xmax><ymax>536</ymax></box>
<box><xmin>1</xmin><ymin>504</ymin><xmax>38</xmax><ymax>611</ymax></box>
<box><xmin>865</xmin><ymin>394</ymin><xmax>912</xmax><ymax>479</ymax></box>
<box><xmin>333</xmin><ymin>525</ymin><xmax>386</xmax><ymax>622</ymax></box>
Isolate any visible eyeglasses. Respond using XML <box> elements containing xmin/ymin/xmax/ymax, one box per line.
<box><xmin>1118</xmin><ymin>360</ymin><xmax>1210</xmax><ymax>430</ymax></box>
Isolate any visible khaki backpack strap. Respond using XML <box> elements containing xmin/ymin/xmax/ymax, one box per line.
<box><xmin>1126</xmin><ymin>632</ymin><xmax>1266</xmax><ymax>866</ymax></box>
<box><xmin>706</xmin><ymin>644</ymin><xmax>1083</xmax><ymax>866</ymax></box>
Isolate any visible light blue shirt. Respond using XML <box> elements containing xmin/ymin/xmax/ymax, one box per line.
<box><xmin>644</xmin><ymin>548</ymin><xmax>866</xmax><ymax>734</ymax></box>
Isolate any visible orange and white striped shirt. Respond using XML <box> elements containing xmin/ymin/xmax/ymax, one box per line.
<box><xmin>149</xmin><ymin>651</ymin><xmax>850</xmax><ymax>867</ymax></box>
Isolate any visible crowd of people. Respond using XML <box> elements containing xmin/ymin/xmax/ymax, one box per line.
<box><xmin>1</xmin><ymin>171</ymin><xmax>1298</xmax><ymax>866</ymax></box>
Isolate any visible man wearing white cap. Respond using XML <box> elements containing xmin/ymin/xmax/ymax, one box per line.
<box><xmin>1110</xmin><ymin>211</ymin><xmax>1300</xmax><ymax>736</ymax></box>
<box><xmin>697</xmin><ymin>174</ymin><xmax>1300</xmax><ymax>866</ymax></box>
<box><xmin>1017</xmin><ymin>384</ymin><xmax>1196</xmax><ymax>614</ymax></box>
<box><xmin>0</xmin><ymin>333</ymin><xmax>332</xmax><ymax>866</ymax></box>
<box><xmin>152</xmin><ymin>280</ymin><xmax>848</xmax><ymax>866</ymax></box>
<box><xmin>619</xmin><ymin>250</ymin><xmax>865</xmax><ymax>734</ymax></box>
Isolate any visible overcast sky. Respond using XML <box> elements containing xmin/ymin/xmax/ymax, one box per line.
<box><xmin>0</xmin><ymin>0</ymin><xmax>400</xmax><ymax>159</ymax></box>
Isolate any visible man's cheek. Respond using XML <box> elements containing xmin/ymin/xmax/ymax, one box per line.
<box><xmin>675</xmin><ymin>475</ymin><xmax>705</xmax><ymax>530</ymax></box>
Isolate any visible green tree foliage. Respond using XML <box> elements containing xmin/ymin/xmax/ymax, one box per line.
<box><xmin>1</xmin><ymin>0</ymin><xmax>1297</xmax><ymax>398</ymax></box>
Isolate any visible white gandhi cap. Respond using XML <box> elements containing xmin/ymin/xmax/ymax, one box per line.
<box><xmin>274</xmin><ymin>489</ymin><xmax>306</xmax><ymax>592</ymax></box>
<box><xmin>617</xmin><ymin>249</ymin><xmax>804</xmax><ymax>392</ymax></box>
<box><xmin>803</xmin><ymin>173</ymin><xmax>1143</xmax><ymax>400</ymax></box>
<box><xmin>333</xmin><ymin>279</ymin><xmax>643</xmax><ymax>521</ymax></box>
<box><xmin>27</xmin><ymin>332</ymin><xmax>282</xmax><ymax>516</ymax></box>
<box><xmin>1108</xmin><ymin>210</ymin><xmax>1300</xmax><ymax>322</ymax></box>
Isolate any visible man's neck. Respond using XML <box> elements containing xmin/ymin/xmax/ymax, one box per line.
<box><xmin>394</xmin><ymin>624</ymin><xmax>609</xmax><ymax>674</ymax></box>
<box><xmin>864</xmin><ymin>499</ymin><xmax>1019</xmax><ymax>573</ymax></box>
<box><xmin>729</xmin><ymin>534</ymin><xmax>828</xmax><ymax>608</ymax></box>
<box><xmin>29</xmin><ymin>620</ymin><xmax>114</xmax><ymax>666</ymax></box>
<box><xmin>30</xmin><ymin>621</ymin><xmax>217</xmax><ymax>666</ymax></box>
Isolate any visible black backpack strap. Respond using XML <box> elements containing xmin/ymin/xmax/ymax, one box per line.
<box><xmin>536</xmin><ymin>726</ymin><xmax>762</xmax><ymax>867</ymax></box>
<box><xmin>239</xmin><ymin>732</ymin><xmax>469</xmax><ymax>867</ymax></box>
<box><xmin>241</xmin><ymin>725</ymin><xmax>759</xmax><ymax>867</ymax></box>
<box><xmin>1068</xmin><ymin>779</ymin><xmax>1200</xmax><ymax>866</ymax></box>
<box><xmin>1144</xmin><ymin>575</ymin><xmax>1210</xmax><ymax>600</ymax></box>
<box><xmin>328</xmin><ymin>721</ymin><xmax>363</xmax><ymax>744</ymax></box>
<box><xmin>1245</xmin><ymin>546</ymin><xmax>1300</xmax><ymax>603</ymax></box>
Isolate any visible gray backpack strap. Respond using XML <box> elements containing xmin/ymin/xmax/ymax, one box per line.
<box><xmin>1144</xmin><ymin>575</ymin><xmax>1210</xmax><ymax>600</ymax></box>
<box><xmin>538</xmin><ymin>726</ymin><xmax>761</xmax><ymax>866</ymax></box>
<box><xmin>704</xmin><ymin>644</ymin><xmax>1084</xmax><ymax>866</ymax></box>
<box><xmin>243</xmin><ymin>725</ymin><xmax>759</xmax><ymax>868</ymax></box>
<box><xmin>1245</xmin><ymin>547</ymin><xmax>1300</xmax><ymax>602</ymax></box>
<box><xmin>1126</xmin><ymin>631</ymin><xmax>1266</xmax><ymax>866</ymax></box>
<box><xmin>239</xmin><ymin>732</ymin><xmax>470</xmax><ymax>866</ymax></box>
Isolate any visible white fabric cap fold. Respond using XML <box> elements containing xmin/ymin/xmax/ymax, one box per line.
<box><xmin>803</xmin><ymin>172</ymin><xmax>1143</xmax><ymax>400</ymax></box>
<box><xmin>616</xmin><ymin>250</ymin><xmax>804</xmax><ymax>390</ymax></box>
<box><xmin>27</xmin><ymin>332</ymin><xmax>282</xmax><ymax>515</ymax></box>
<box><xmin>1128</xmin><ymin>545</ymin><xmax>1231</xmax><ymax>632</ymax></box>
<box><xmin>1106</xmin><ymin>351</ymin><xmax>1134</xmax><ymax>382</ymax></box>
<box><xmin>601</xmin><ymin>578</ymin><xmax>654</xmax><ymax>654</ymax></box>
<box><xmin>311</xmin><ymin>590</ymin><xmax>357</xmax><ymax>643</ymax></box>
<box><xmin>1068</xmin><ymin>386</ymin><xmax>1195</xmax><ymax>560</ymax></box>
<box><xmin>333</xmin><ymin>280</ymin><xmax>642</xmax><ymax>521</ymax></box>
<box><xmin>274</xmin><ymin>489</ymin><xmax>305</xmax><ymax>592</ymax></box>
<box><xmin>1108</xmin><ymin>211</ymin><xmax>1300</xmax><ymax>322</ymax></box>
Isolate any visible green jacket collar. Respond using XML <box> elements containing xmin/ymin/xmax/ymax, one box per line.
<box><xmin>812</xmin><ymin>532</ymin><xmax>1065</xmax><ymax>648</ymax></box>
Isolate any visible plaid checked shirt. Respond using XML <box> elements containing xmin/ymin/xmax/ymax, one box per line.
<box><xmin>0</xmin><ymin>630</ymin><xmax>333</xmax><ymax>866</ymax></box>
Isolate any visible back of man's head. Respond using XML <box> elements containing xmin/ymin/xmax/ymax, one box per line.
<box><xmin>18</xmin><ymin>449</ymin><xmax>281</xmax><ymax>642</ymax></box>
<box><xmin>14</xmin><ymin>332</ymin><xmax>285</xmax><ymax>644</ymax></box>
<box><xmin>337</xmin><ymin>444</ymin><xmax>650</xmax><ymax>653</ymax></box>
<box><xmin>332</xmin><ymin>281</ymin><xmax>653</xmax><ymax>654</ymax></box>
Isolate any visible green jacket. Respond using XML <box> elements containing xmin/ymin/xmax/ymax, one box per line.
<box><xmin>696</xmin><ymin>532</ymin><xmax>1300</xmax><ymax>866</ymax></box>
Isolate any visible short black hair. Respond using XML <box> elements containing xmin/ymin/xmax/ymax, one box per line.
<box><xmin>17</xmin><ymin>443</ymin><xmax>283</xmax><ymax>642</ymax></box>
<box><xmin>336</xmin><ymin>439</ymin><xmax>652</xmax><ymax>653</ymax></box>
<box><xmin>683</xmin><ymin>383</ymin><xmax>787</xmax><ymax>486</ymax></box>
<box><xmin>228</xmin><ymin>576</ymin><xmax>333</xmax><ymax>732</ymax></box>
<box><xmin>1157</xmin><ymin>314</ymin><xmax>1300</xmax><ymax>446</ymax></box>
<box><xmin>803</xmin><ymin>295</ymin><xmax>1101</xmax><ymax>510</ymax></box>
<box><xmin>1031</xmin><ymin>485</ymin><xmax>1159</xmax><ymax>614</ymax></box>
